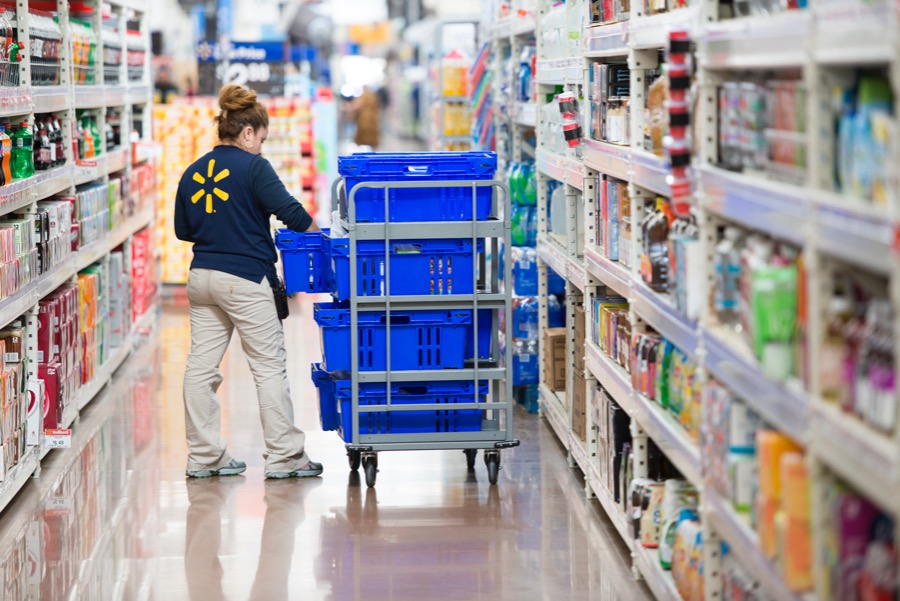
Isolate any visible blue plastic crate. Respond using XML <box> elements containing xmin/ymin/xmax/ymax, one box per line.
<box><xmin>338</xmin><ymin>152</ymin><xmax>497</xmax><ymax>223</ymax></box>
<box><xmin>275</xmin><ymin>228</ymin><xmax>332</xmax><ymax>294</ymax></box>
<box><xmin>330</xmin><ymin>236</ymin><xmax>482</xmax><ymax>300</ymax></box>
<box><xmin>315</xmin><ymin>302</ymin><xmax>473</xmax><ymax>372</ymax></box>
<box><xmin>311</xmin><ymin>364</ymin><xmax>341</xmax><ymax>431</ymax></box>
<box><xmin>465</xmin><ymin>309</ymin><xmax>495</xmax><ymax>362</ymax></box>
<box><xmin>311</xmin><ymin>363</ymin><xmax>485</xmax><ymax>442</ymax></box>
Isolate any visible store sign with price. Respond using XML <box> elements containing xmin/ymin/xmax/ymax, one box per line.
<box><xmin>44</xmin><ymin>428</ymin><xmax>72</xmax><ymax>449</ymax></box>
<box><xmin>197</xmin><ymin>40</ymin><xmax>285</xmax><ymax>96</ymax></box>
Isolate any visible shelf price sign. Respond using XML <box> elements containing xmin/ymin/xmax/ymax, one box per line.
<box><xmin>43</xmin><ymin>428</ymin><xmax>72</xmax><ymax>449</ymax></box>
<box><xmin>197</xmin><ymin>41</ymin><xmax>285</xmax><ymax>96</ymax></box>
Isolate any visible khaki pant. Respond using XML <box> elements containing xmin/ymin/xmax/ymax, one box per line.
<box><xmin>184</xmin><ymin>268</ymin><xmax>308</xmax><ymax>472</ymax></box>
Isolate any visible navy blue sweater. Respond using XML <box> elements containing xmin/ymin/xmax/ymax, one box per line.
<box><xmin>174</xmin><ymin>145</ymin><xmax>313</xmax><ymax>284</ymax></box>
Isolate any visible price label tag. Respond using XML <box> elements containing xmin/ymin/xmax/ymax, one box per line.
<box><xmin>44</xmin><ymin>496</ymin><xmax>72</xmax><ymax>515</ymax></box>
<box><xmin>43</xmin><ymin>428</ymin><xmax>71</xmax><ymax>449</ymax></box>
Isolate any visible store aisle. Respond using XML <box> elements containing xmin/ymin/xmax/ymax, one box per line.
<box><xmin>0</xmin><ymin>297</ymin><xmax>651</xmax><ymax>601</ymax></box>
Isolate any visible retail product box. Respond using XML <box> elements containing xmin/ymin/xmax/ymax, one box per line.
<box><xmin>39</xmin><ymin>363</ymin><xmax>62</xmax><ymax>430</ymax></box>
<box><xmin>0</xmin><ymin>325</ymin><xmax>24</xmax><ymax>365</ymax></box>
<box><xmin>572</xmin><ymin>372</ymin><xmax>587</xmax><ymax>442</ymax></box>
<box><xmin>38</xmin><ymin>298</ymin><xmax>58</xmax><ymax>364</ymax></box>
<box><xmin>544</xmin><ymin>327</ymin><xmax>567</xmax><ymax>392</ymax></box>
<box><xmin>26</xmin><ymin>379</ymin><xmax>44</xmax><ymax>446</ymax></box>
<box><xmin>573</xmin><ymin>305</ymin><xmax>586</xmax><ymax>374</ymax></box>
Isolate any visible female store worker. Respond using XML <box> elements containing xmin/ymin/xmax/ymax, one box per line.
<box><xmin>174</xmin><ymin>84</ymin><xmax>323</xmax><ymax>480</ymax></box>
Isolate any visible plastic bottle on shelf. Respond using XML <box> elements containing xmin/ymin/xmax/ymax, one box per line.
<box><xmin>0</xmin><ymin>11</ymin><xmax>8</xmax><ymax>86</ymax></box>
<box><xmin>550</xmin><ymin>184</ymin><xmax>567</xmax><ymax>237</ymax></box>
<box><xmin>522</xmin><ymin>164</ymin><xmax>537</xmax><ymax>206</ymax></box>
<box><xmin>441</xmin><ymin>49</ymin><xmax>468</xmax><ymax>98</ymax></box>
<box><xmin>517</xmin><ymin>45</ymin><xmax>534</xmax><ymax>102</ymax></box>
<box><xmin>820</xmin><ymin>295</ymin><xmax>853</xmax><ymax>406</ymax></box>
<box><xmin>641</xmin><ymin>198</ymin><xmax>672</xmax><ymax>292</ymax></box>
<box><xmin>548</xmin><ymin>294</ymin><xmax>565</xmax><ymax>328</ymax></box>
<box><xmin>0</xmin><ymin>127</ymin><xmax>5</xmax><ymax>187</ymax></box>
<box><xmin>52</xmin><ymin>116</ymin><xmax>64</xmax><ymax>166</ymax></box>
<box><xmin>11</xmin><ymin>122</ymin><xmax>33</xmax><ymax>179</ymax></box>
<box><xmin>714</xmin><ymin>227</ymin><xmax>743</xmax><ymax>327</ymax></box>
<box><xmin>80</xmin><ymin>115</ymin><xmax>94</xmax><ymax>158</ymax></box>
<box><xmin>90</xmin><ymin>116</ymin><xmax>102</xmax><ymax>154</ymax></box>
<box><xmin>106</xmin><ymin>119</ymin><xmax>115</xmax><ymax>151</ymax></box>
<box><xmin>0</xmin><ymin>126</ymin><xmax>11</xmax><ymax>184</ymax></box>
<box><xmin>34</xmin><ymin>123</ymin><xmax>50</xmax><ymax>171</ymax></box>
<box><xmin>508</xmin><ymin>162</ymin><xmax>523</xmax><ymax>205</ymax></box>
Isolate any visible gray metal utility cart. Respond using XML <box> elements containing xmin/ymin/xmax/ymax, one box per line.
<box><xmin>331</xmin><ymin>174</ymin><xmax>519</xmax><ymax>487</ymax></box>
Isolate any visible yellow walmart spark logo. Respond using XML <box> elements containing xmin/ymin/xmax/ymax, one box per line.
<box><xmin>191</xmin><ymin>159</ymin><xmax>230</xmax><ymax>214</ymax></box>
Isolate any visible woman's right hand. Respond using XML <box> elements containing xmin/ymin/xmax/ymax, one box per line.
<box><xmin>306</xmin><ymin>222</ymin><xmax>321</xmax><ymax>233</ymax></box>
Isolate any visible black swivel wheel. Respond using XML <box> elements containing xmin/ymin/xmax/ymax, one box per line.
<box><xmin>363</xmin><ymin>454</ymin><xmax>378</xmax><ymax>487</ymax></box>
<box><xmin>484</xmin><ymin>451</ymin><xmax>500</xmax><ymax>485</ymax></box>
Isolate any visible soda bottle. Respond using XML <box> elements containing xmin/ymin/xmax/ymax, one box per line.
<box><xmin>47</xmin><ymin>116</ymin><xmax>57</xmax><ymax>167</ymax></box>
<box><xmin>90</xmin><ymin>116</ymin><xmax>101</xmax><ymax>155</ymax></box>
<box><xmin>74</xmin><ymin>117</ymin><xmax>83</xmax><ymax>159</ymax></box>
<box><xmin>80</xmin><ymin>115</ymin><xmax>94</xmax><ymax>159</ymax></box>
<box><xmin>11</xmin><ymin>122</ymin><xmax>34</xmax><ymax>179</ymax></box>
<box><xmin>32</xmin><ymin>117</ymin><xmax>43</xmax><ymax>170</ymax></box>
<box><xmin>53</xmin><ymin>116</ymin><xmax>64</xmax><ymax>166</ymax></box>
<box><xmin>105</xmin><ymin>119</ymin><xmax>114</xmax><ymax>151</ymax></box>
<box><xmin>35</xmin><ymin>126</ymin><xmax>51</xmax><ymax>171</ymax></box>
<box><xmin>0</xmin><ymin>126</ymin><xmax>11</xmax><ymax>184</ymax></box>
<box><xmin>0</xmin><ymin>128</ymin><xmax>5</xmax><ymax>187</ymax></box>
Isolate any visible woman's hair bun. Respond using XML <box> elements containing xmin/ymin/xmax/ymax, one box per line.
<box><xmin>213</xmin><ymin>84</ymin><xmax>268</xmax><ymax>142</ymax></box>
<box><xmin>218</xmin><ymin>84</ymin><xmax>258</xmax><ymax>112</ymax></box>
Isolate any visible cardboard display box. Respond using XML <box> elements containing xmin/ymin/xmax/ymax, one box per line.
<box><xmin>573</xmin><ymin>304</ymin><xmax>586</xmax><ymax>374</ymax></box>
<box><xmin>543</xmin><ymin>327</ymin><xmax>567</xmax><ymax>392</ymax></box>
<box><xmin>572</xmin><ymin>372</ymin><xmax>587</xmax><ymax>442</ymax></box>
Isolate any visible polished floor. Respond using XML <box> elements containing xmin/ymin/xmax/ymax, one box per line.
<box><xmin>0</xmin><ymin>296</ymin><xmax>652</xmax><ymax>601</ymax></box>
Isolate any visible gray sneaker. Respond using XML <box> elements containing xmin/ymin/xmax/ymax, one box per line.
<box><xmin>186</xmin><ymin>459</ymin><xmax>247</xmax><ymax>479</ymax></box>
<box><xmin>265</xmin><ymin>461</ymin><xmax>324</xmax><ymax>479</ymax></box>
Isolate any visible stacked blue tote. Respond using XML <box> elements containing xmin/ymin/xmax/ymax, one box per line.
<box><xmin>276</xmin><ymin>152</ymin><xmax>498</xmax><ymax>443</ymax></box>
<box><xmin>504</xmin><ymin>162</ymin><xmax>565</xmax><ymax>413</ymax></box>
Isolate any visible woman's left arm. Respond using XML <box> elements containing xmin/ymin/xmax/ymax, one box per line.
<box><xmin>250</xmin><ymin>157</ymin><xmax>315</xmax><ymax>232</ymax></box>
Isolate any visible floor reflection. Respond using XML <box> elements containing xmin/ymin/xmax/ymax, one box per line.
<box><xmin>0</xmin><ymin>333</ymin><xmax>161</xmax><ymax>601</ymax></box>
<box><xmin>0</xmin><ymin>301</ymin><xmax>651</xmax><ymax>601</ymax></box>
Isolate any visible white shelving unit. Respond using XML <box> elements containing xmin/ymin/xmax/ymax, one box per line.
<box><xmin>0</xmin><ymin>0</ymin><xmax>154</xmax><ymax>515</ymax></box>
<box><xmin>499</xmin><ymin>0</ymin><xmax>900</xmax><ymax>599</ymax></box>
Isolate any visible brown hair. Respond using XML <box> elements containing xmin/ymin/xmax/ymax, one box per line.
<box><xmin>213</xmin><ymin>84</ymin><xmax>269</xmax><ymax>142</ymax></box>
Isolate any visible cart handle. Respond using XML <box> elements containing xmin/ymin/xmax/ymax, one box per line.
<box><xmin>405</xmin><ymin>165</ymin><xmax>434</xmax><ymax>176</ymax></box>
<box><xmin>379</xmin><ymin>315</ymin><xmax>411</xmax><ymax>325</ymax></box>
<box><xmin>397</xmin><ymin>385</ymin><xmax>428</xmax><ymax>395</ymax></box>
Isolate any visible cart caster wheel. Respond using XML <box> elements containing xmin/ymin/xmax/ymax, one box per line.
<box><xmin>484</xmin><ymin>451</ymin><xmax>500</xmax><ymax>485</ymax></box>
<box><xmin>464</xmin><ymin>449</ymin><xmax>478</xmax><ymax>470</ymax></box>
<box><xmin>363</xmin><ymin>455</ymin><xmax>377</xmax><ymax>487</ymax></box>
<box><xmin>348</xmin><ymin>450</ymin><xmax>361</xmax><ymax>471</ymax></box>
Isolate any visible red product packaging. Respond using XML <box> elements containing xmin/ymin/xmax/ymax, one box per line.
<box><xmin>69</xmin><ymin>223</ymin><xmax>79</xmax><ymax>252</ymax></box>
<box><xmin>39</xmin><ymin>362</ymin><xmax>62</xmax><ymax>429</ymax></box>
<box><xmin>38</xmin><ymin>298</ymin><xmax>58</xmax><ymax>364</ymax></box>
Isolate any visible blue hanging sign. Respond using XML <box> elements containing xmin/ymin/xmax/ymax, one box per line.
<box><xmin>196</xmin><ymin>41</ymin><xmax>285</xmax><ymax>63</ymax></box>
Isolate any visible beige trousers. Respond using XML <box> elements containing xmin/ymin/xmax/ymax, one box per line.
<box><xmin>184</xmin><ymin>268</ymin><xmax>308</xmax><ymax>472</ymax></box>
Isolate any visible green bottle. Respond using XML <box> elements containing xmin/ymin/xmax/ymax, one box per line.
<box><xmin>90</xmin><ymin>116</ymin><xmax>102</xmax><ymax>155</ymax></box>
<box><xmin>11</xmin><ymin>122</ymin><xmax>33</xmax><ymax>180</ymax></box>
